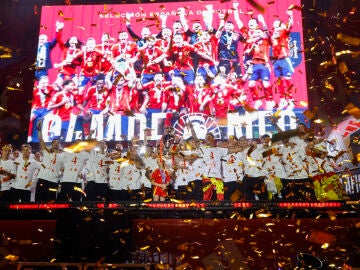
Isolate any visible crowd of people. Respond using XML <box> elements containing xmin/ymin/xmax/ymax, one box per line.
<box><xmin>3</xmin><ymin>3</ymin><xmax>348</xmax><ymax>203</ymax></box>
<box><xmin>0</xmin><ymin>120</ymin><xmax>349</xmax><ymax>203</ymax></box>
<box><xmin>29</xmin><ymin>3</ymin><xmax>299</xmax><ymax>142</ymax></box>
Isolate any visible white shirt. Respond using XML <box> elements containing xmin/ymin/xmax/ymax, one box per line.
<box><xmin>109</xmin><ymin>161</ymin><xmax>140</xmax><ymax>190</ymax></box>
<box><xmin>280</xmin><ymin>143</ymin><xmax>308</xmax><ymax>179</ymax></box>
<box><xmin>37</xmin><ymin>150</ymin><xmax>63</xmax><ymax>183</ymax></box>
<box><xmin>200</xmin><ymin>145</ymin><xmax>228</xmax><ymax>178</ymax></box>
<box><xmin>241</xmin><ymin>145</ymin><xmax>266</xmax><ymax>178</ymax></box>
<box><xmin>60</xmin><ymin>151</ymin><xmax>90</xmax><ymax>183</ymax></box>
<box><xmin>0</xmin><ymin>159</ymin><xmax>17</xmax><ymax>191</ymax></box>
<box><xmin>140</xmin><ymin>156</ymin><xmax>158</xmax><ymax>188</ymax></box>
<box><xmin>258</xmin><ymin>144</ymin><xmax>287</xmax><ymax>179</ymax></box>
<box><xmin>222</xmin><ymin>151</ymin><xmax>244</xmax><ymax>183</ymax></box>
<box><xmin>174</xmin><ymin>157</ymin><xmax>193</xmax><ymax>189</ymax></box>
<box><xmin>88</xmin><ymin>150</ymin><xmax>110</xmax><ymax>184</ymax></box>
<box><xmin>12</xmin><ymin>157</ymin><xmax>41</xmax><ymax>191</ymax></box>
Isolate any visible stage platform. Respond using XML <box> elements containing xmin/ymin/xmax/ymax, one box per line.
<box><xmin>1</xmin><ymin>200</ymin><xmax>359</xmax><ymax>219</ymax></box>
<box><xmin>0</xmin><ymin>201</ymin><xmax>359</xmax><ymax>269</ymax></box>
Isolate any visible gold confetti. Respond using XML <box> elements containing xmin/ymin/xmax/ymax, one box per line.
<box><xmin>5</xmin><ymin>254</ymin><xmax>19</xmax><ymax>262</ymax></box>
<box><xmin>64</xmin><ymin>139</ymin><xmax>98</xmax><ymax>153</ymax></box>
<box><xmin>288</xmin><ymin>4</ymin><xmax>302</xmax><ymax>11</ymax></box>
<box><xmin>342</xmin><ymin>103</ymin><xmax>360</xmax><ymax>118</ymax></box>
<box><xmin>246</xmin><ymin>0</ymin><xmax>265</xmax><ymax>13</ymax></box>
<box><xmin>140</xmin><ymin>245</ymin><xmax>150</xmax><ymax>251</ymax></box>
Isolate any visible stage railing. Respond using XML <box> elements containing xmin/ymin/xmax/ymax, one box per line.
<box><xmin>16</xmin><ymin>262</ymin><xmax>152</xmax><ymax>270</ymax></box>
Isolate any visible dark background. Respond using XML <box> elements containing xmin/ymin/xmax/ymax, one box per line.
<box><xmin>0</xmin><ymin>0</ymin><xmax>359</xmax><ymax>148</ymax></box>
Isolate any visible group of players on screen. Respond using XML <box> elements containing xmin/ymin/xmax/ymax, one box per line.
<box><xmin>30</xmin><ymin>3</ymin><xmax>297</xmax><ymax>142</ymax></box>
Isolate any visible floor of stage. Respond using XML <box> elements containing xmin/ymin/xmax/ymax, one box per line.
<box><xmin>0</xmin><ymin>200</ymin><xmax>359</xmax><ymax>269</ymax></box>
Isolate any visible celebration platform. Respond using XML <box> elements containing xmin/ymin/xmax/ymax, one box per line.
<box><xmin>0</xmin><ymin>200</ymin><xmax>359</xmax><ymax>269</ymax></box>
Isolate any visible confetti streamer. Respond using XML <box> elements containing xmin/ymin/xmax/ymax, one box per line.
<box><xmin>246</xmin><ymin>0</ymin><xmax>265</xmax><ymax>13</ymax></box>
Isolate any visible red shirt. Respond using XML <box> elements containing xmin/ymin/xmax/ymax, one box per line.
<box><xmin>32</xmin><ymin>86</ymin><xmax>55</xmax><ymax>110</ymax></box>
<box><xmin>151</xmin><ymin>167</ymin><xmax>171</xmax><ymax>197</ymax></box>
<box><xmin>111</xmin><ymin>41</ymin><xmax>138</xmax><ymax>59</ymax></box>
<box><xmin>249</xmin><ymin>38</ymin><xmax>271</xmax><ymax>65</ymax></box>
<box><xmin>108</xmin><ymin>85</ymin><xmax>131</xmax><ymax>114</ymax></box>
<box><xmin>187</xmin><ymin>85</ymin><xmax>212</xmax><ymax>113</ymax></box>
<box><xmin>71</xmin><ymin>91</ymin><xmax>84</xmax><ymax>115</ymax></box>
<box><xmin>49</xmin><ymin>91</ymin><xmax>73</xmax><ymax>121</ymax></box>
<box><xmin>72</xmin><ymin>50</ymin><xmax>103</xmax><ymax>77</ymax></box>
<box><xmin>58</xmin><ymin>47</ymin><xmax>81</xmax><ymax>77</ymax></box>
<box><xmin>95</xmin><ymin>43</ymin><xmax>114</xmax><ymax>73</ymax></box>
<box><xmin>84</xmin><ymin>86</ymin><xmax>110</xmax><ymax>111</ymax></box>
<box><xmin>210</xmin><ymin>86</ymin><xmax>238</xmax><ymax>118</ymax></box>
<box><xmin>193</xmin><ymin>35</ymin><xmax>218</xmax><ymax>66</ymax></box>
<box><xmin>163</xmin><ymin>87</ymin><xmax>185</xmax><ymax>110</ymax></box>
<box><xmin>271</xmin><ymin>29</ymin><xmax>291</xmax><ymax>59</ymax></box>
<box><xmin>170</xmin><ymin>44</ymin><xmax>195</xmax><ymax>70</ymax></box>
<box><xmin>143</xmin><ymin>81</ymin><xmax>171</xmax><ymax>110</ymax></box>
<box><xmin>137</xmin><ymin>46</ymin><xmax>164</xmax><ymax>74</ymax></box>
<box><xmin>128</xmin><ymin>87</ymin><xmax>140</xmax><ymax>112</ymax></box>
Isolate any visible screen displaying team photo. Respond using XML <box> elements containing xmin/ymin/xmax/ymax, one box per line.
<box><xmin>29</xmin><ymin>0</ymin><xmax>308</xmax><ymax>143</ymax></box>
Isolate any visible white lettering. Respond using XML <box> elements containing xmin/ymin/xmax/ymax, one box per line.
<box><xmin>41</xmin><ymin>111</ymin><xmax>304</xmax><ymax>143</ymax></box>
<box><xmin>42</xmin><ymin>114</ymin><xmax>62</xmax><ymax>142</ymax></box>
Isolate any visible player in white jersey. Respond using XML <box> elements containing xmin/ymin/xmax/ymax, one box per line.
<box><xmin>222</xmin><ymin>136</ymin><xmax>246</xmax><ymax>201</ymax></box>
<box><xmin>139</xmin><ymin>145</ymin><xmax>158</xmax><ymax>200</ymax></box>
<box><xmin>305</xmin><ymin>140</ymin><xmax>348</xmax><ymax>201</ymax></box>
<box><xmin>108</xmin><ymin>150</ymin><xmax>134</xmax><ymax>201</ymax></box>
<box><xmin>258</xmin><ymin>134</ymin><xmax>286</xmax><ymax>200</ymax></box>
<box><xmin>125</xmin><ymin>143</ymin><xmax>145</xmax><ymax>201</ymax></box>
<box><xmin>10</xmin><ymin>144</ymin><xmax>41</xmax><ymax>202</ymax></box>
<box><xmin>84</xmin><ymin>140</ymin><xmax>111</xmax><ymax>201</ymax></box>
<box><xmin>199</xmin><ymin>133</ymin><xmax>228</xmax><ymax>201</ymax></box>
<box><xmin>174</xmin><ymin>139</ymin><xmax>202</xmax><ymax>200</ymax></box>
<box><xmin>57</xmin><ymin>143</ymin><xmax>90</xmax><ymax>201</ymax></box>
<box><xmin>279</xmin><ymin>138</ymin><xmax>316</xmax><ymax>201</ymax></box>
<box><xmin>0</xmin><ymin>144</ymin><xmax>17</xmax><ymax>202</ymax></box>
<box><xmin>240</xmin><ymin>139</ymin><xmax>268</xmax><ymax>201</ymax></box>
<box><xmin>35</xmin><ymin>121</ymin><xmax>63</xmax><ymax>202</ymax></box>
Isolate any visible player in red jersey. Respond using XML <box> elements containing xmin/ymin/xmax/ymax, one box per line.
<box><xmin>185</xmin><ymin>73</ymin><xmax>213</xmax><ymax>114</ymax></box>
<box><xmin>154</xmin><ymin>27</ymin><xmax>173</xmax><ymax>81</ymax></box>
<box><xmin>104</xmin><ymin>75</ymin><xmax>131</xmax><ymax>141</ymax></box>
<box><xmin>244</xmin><ymin>16</ymin><xmax>273</xmax><ymax>110</ymax></box>
<box><xmin>162</xmin><ymin>76</ymin><xmax>186</xmax><ymax>126</ymax></box>
<box><xmin>193</xmin><ymin>31</ymin><xmax>218</xmax><ymax>83</ymax></box>
<box><xmin>111</xmin><ymin>31</ymin><xmax>138</xmax><ymax>59</ymax></box>
<box><xmin>28</xmin><ymin>76</ymin><xmax>56</xmax><ymax>143</ymax></box>
<box><xmin>95</xmin><ymin>33</ymin><xmax>114</xmax><ymax>74</ymax></box>
<box><xmin>271</xmin><ymin>10</ymin><xmax>295</xmax><ymax>109</ymax></box>
<box><xmin>140</xmin><ymin>73</ymin><xmax>171</xmax><ymax>129</ymax></box>
<box><xmin>208</xmin><ymin>76</ymin><xmax>241</xmax><ymax>122</ymax></box>
<box><xmin>82</xmin><ymin>75</ymin><xmax>111</xmax><ymax>138</ymax></box>
<box><xmin>83</xmin><ymin>75</ymin><xmax>110</xmax><ymax>115</ymax></box>
<box><xmin>47</xmin><ymin>79</ymin><xmax>80</xmax><ymax>141</ymax></box>
<box><xmin>132</xmin><ymin>35</ymin><xmax>167</xmax><ymax>85</ymax></box>
<box><xmin>69</xmin><ymin>38</ymin><xmax>104</xmax><ymax>94</ymax></box>
<box><xmin>54</xmin><ymin>36</ymin><xmax>82</xmax><ymax>86</ymax></box>
<box><xmin>169</xmin><ymin>33</ymin><xmax>196</xmax><ymax>85</ymax></box>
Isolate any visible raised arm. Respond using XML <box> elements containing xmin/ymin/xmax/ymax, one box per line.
<box><xmin>232</xmin><ymin>2</ymin><xmax>244</xmax><ymax>30</ymax></box>
<box><xmin>37</xmin><ymin>119</ymin><xmax>50</xmax><ymax>152</ymax></box>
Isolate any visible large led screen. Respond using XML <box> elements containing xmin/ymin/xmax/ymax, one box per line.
<box><xmin>29</xmin><ymin>0</ymin><xmax>307</xmax><ymax>143</ymax></box>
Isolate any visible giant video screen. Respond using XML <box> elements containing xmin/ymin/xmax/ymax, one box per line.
<box><xmin>29</xmin><ymin>0</ymin><xmax>307</xmax><ymax>143</ymax></box>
